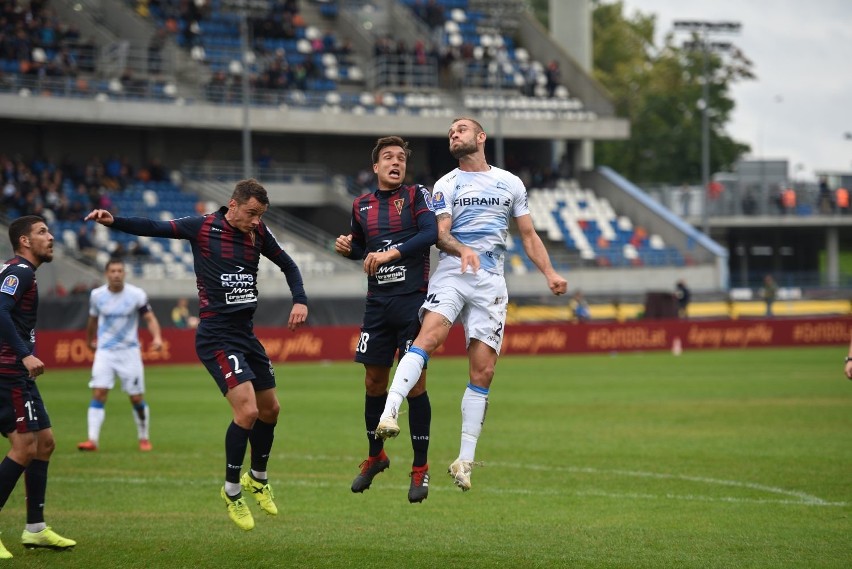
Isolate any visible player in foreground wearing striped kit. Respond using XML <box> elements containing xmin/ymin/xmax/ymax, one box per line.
<box><xmin>335</xmin><ymin>136</ymin><xmax>437</xmax><ymax>503</ymax></box>
<box><xmin>86</xmin><ymin>179</ymin><xmax>308</xmax><ymax>530</ymax></box>
<box><xmin>374</xmin><ymin>118</ymin><xmax>568</xmax><ymax>491</ymax></box>
<box><xmin>77</xmin><ymin>257</ymin><xmax>163</xmax><ymax>452</ymax></box>
<box><xmin>0</xmin><ymin>215</ymin><xmax>76</xmax><ymax>558</ymax></box>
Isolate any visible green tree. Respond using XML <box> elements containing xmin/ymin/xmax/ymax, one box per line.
<box><xmin>591</xmin><ymin>1</ymin><xmax>753</xmax><ymax>184</ymax></box>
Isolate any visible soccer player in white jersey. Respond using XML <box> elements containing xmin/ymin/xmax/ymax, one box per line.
<box><xmin>78</xmin><ymin>257</ymin><xmax>163</xmax><ymax>452</ymax></box>
<box><xmin>375</xmin><ymin>117</ymin><xmax>568</xmax><ymax>491</ymax></box>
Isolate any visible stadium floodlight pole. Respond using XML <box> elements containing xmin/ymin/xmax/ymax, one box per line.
<box><xmin>224</xmin><ymin>0</ymin><xmax>263</xmax><ymax>180</ymax></box>
<box><xmin>239</xmin><ymin>1</ymin><xmax>252</xmax><ymax>180</ymax></box>
<box><xmin>674</xmin><ymin>20</ymin><xmax>741</xmax><ymax>236</ymax></box>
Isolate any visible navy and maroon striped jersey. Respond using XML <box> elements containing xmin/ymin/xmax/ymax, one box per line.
<box><xmin>110</xmin><ymin>207</ymin><xmax>307</xmax><ymax>318</ymax></box>
<box><xmin>348</xmin><ymin>184</ymin><xmax>437</xmax><ymax>297</ymax></box>
<box><xmin>0</xmin><ymin>256</ymin><xmax>39</xmax><ymax>377</ymax></box>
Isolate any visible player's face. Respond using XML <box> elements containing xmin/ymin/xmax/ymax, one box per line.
<box><xmin>227</xmin><ymin>197</ymin><xmax>268</xmax><ymax>233</ymax></box>
<box><xmin>24</xmin><ymin>222</ymin><xmax>54</xmax><ymax>264</ymax></box>
<box><xmin>448</xmin><ymin>120</ymin><xmax>482</xmax><ymax>159</ymax></box>
<box><xmin>373</xmin><ymin>145</ymin><xmax>407</xmax><ymax>190</ymax></box>
<box><xmin>105</xmin><ymin>262</ymin><xmax>125</xmax><ymax>290</ymax></box>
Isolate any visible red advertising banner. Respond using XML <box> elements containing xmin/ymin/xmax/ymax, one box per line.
<box><xmin>36</xmin><ymin>316</ymin><xmax>851</xmax><ymax>369</ymax></box>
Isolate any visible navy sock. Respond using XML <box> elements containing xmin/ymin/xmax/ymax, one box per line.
<box><xmin>407</xmin><ymin>391</ymin><xmax>431</xmax><ymax>468</ymax></box>
<box><xmin>249</xmin><ymin>419</ymin><xmax>275</xmax><ymax>475</ymax></box>
<box><xmin>0</xmin><ymin>456</ymin><xmax>26</xmax><ymax>511</ymax></box>
<box><xmin>24</xmin><ymin>459</ymin><xmax>48</xmax><ymax>524</ymax></box>
<box><xmin>365</xmin><ymin>393</ymin><xmax>387</xmax><ymax>457</ymax></box>
<box><xmin>225</xmin><ymin>421</ymin><xmax>251</xmax><ymax>486</ymax></box>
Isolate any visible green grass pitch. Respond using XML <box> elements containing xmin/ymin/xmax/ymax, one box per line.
<box><xmin>1</xmin><ymin>346</ymin><xmax>849</xmax><ymax>568</ymax></box>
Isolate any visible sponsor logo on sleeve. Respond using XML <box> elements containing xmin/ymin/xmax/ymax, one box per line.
<box><xmin>432</xmin><ymin>191</ymin><xmax>446</xmax><ymax>209</ymax></box>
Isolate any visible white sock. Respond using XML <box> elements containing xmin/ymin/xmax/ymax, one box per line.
<box><xmin>87</xmin><ymin>405</ymin><xmax>105</xmax><ymax>444</ymax></box>
<box><xmin>380</xmin><ymin>347</ymin><xmax>428</xmax><ymax>420</ymax></box>
<box><xmin>224</xmin><ymin>481</ymin><xmax>241</xmax><ymax>496</ymax></box>
<box><xmin>132</xmin><ymin>402</ymin><xmax>150</xmax><ymax>440</ymax></box>
<box><xmin>459</xmin><ymin>384</ymin><xmax>489</xmax><ymax>461</ymax></box>
<box><xmin>25</xmin><ymin>523</ymin><xmax>46</xmax><ymax>534</ymax></box>
<box><xmin>251</xmin><ymin>469</ymin><xmax>267</xmax><ymax>482</ymax></box>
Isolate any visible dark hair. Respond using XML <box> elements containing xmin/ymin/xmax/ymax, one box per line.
<box><xmin>451</xmin><ymin>117</ymin><xmax>485</xmax><ymax>135</ymax></box>
<box><xmin>232</xmin><ymin>178</ymin><xmax>269</xmax><ymax>206</ymax></box>
<box><xmin>105</xmin><ymin>257</ymin><xmax>125</xmax><ymax>271</ymax></box>
<box><xmin>8</xmin><ymin>215</ymin><xmax>46</xmax><ymax>251</ymax></box>
<box><xmin>371</xmin><ymin>136</ymin><xmax>411</xmax><ymax>165</ymax></box>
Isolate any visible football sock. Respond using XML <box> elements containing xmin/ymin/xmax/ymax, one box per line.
<box><xmin>382</xmin><ymin>347</ymin><xmax>429</xmax><ymax>419</ymax></box>
<box><xmin>24</xmin><ymin>459</ymin><xmax>48</xmax><ymax>524</ymax></box>
<box><xmin>0</xmin><ymin>457</ymin><xmax>26</xmax><ymax>510</ymax></box>
<box><xmin>132</xmin><ymin>401</ymin><xmax>149</xmax><ymax>440</ymax></box>
<box><xmin>250</xmin><ymin>469</ymin><xmax>267</xmax><ymax>482</ymax></box>
<box><xmin>225</xmin><ymin>421</ymin><xmax>251</xmax><ymax>485</ymax></box>
<box><xmin>459</xmin><ymin>384</ymin><xmax>489</xmax><ymax>461</ymax></box>
<box><xmin>249</xmin><ymin>419</ymin><xmax>275</xmax><ymax>473</ymax></box>
<box><xmin>365</xmin><ymin>393</ymin><xmax>387</xmax><ymax>457</ymax></box>
<box><xmin>407</xmin><ymin>391</ymin><xmax>431</xmax><ymax>468</ymax></box>
<box><xmin>87</xmin><ymin>400</ymin><xmax>105</xmax><ymax>443</ymax></box>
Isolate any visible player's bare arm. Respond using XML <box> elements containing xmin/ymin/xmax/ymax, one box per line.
<box><xmin>143</xmin><ymin>311</ymin><xmax>163</xmax><ymax>351</ymax></box>
<box><xmin>517</xmin><ymin>214</ymin><xmax>567</xmax><ymax>296</ymax></box>
<box><xmin>435</xmin><ymin>213</ymin><xmax>479</xmax><ymax>273</ymax></box>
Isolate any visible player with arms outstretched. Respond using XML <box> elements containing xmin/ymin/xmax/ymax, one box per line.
<box><xmin>86</xmin><ymin>179</ymin><xmax>308</xmax><ymax>530</ymax></box>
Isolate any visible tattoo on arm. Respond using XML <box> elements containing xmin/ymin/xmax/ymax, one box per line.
<box><xmin>442</xmin><ymin>316</ymin><xmax>453</xmax><ymax>328</ymax></box>
<box><xmin>436</xmin><ymin>214</ymin><xmax>462</xmax><ymax>253</ymax></box>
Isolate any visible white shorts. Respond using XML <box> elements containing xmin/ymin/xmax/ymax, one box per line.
<box><xmin>420</xmin><ymin>264</ymin><xmax>508</xmax><ymax>354</ymax></box>
<box><xmin>90</xmin><ymin>347</ymin><xmax>145</xmax><ymax>395</ymax></box>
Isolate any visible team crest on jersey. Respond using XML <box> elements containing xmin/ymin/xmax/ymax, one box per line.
<box><xmin>394</xmin><ymin>198</ymin><xmax>405</xmax><ymax>215</ymax></box>
<box><xmin>432</xmin><ymin>191</ymin><xmax>446</xmax><ymax>209</ymax></box>
<box><xmin>1</xmin><ymin>275</ymin><xmax>19</xmax><ymax>295</ymax></box>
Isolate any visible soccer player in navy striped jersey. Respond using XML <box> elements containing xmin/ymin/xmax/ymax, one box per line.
<box><xmin>85</xmin><ymin>179</ymin><xmax>308</xmax><ymax>530</ymax></box>
<box><xmin>335</xmin><ymin>136</ymin><xmax>437</xmax><ymax>503</ymax></box>
<box><xmin>0</xmin><ymin>215</ymin><xmax>76</xmax><ymax>556</ymax></box>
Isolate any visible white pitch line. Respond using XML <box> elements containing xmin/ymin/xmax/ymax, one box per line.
<box><xmin>51</xmin><ymin>455</ymin><xmax>849</xmax><ymax>508</ymax></box>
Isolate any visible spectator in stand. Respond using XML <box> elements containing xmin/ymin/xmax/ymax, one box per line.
<box><xmin>781</xmin><ymin>187</ymin><xmax>796</xmax><ymax>215</ymax></box>
<box><xmin>171</xmin><ymin>298</ymin><xmax>199</xmax><ymax>329</ymax></box>
<box><xmin>675</xmin><ymin>279</ymin><xmax>691</xmax><ymax>318</ymax></box>
<box><xmin>545</xmin><ymin>60</ymin><xmax>561</xmax><ymax>98</ymax></box>
<box><xmin>569</xmin><ymin>290</ymin><xmax>591</xmax><ymax>323</ymax></box>
<box><xmin>835</xmin><ymin>187</ymin><xmax>849</xmax><ymax>215</ymax></box>
<box><xmin>818</xmin><ymin>176</ymin><xmax>834</xmax><ymax>214</ymax></box>
<box><xmin>760</xmin><ymin>274</ymin><xmax>778</xmax><ymax>317</ymax></box>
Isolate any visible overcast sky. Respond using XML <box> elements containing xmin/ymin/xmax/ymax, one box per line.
<box><xmin>619</xmin><ymin>0</ymin><xmax>852</xmax><ymax>182</ymax></box>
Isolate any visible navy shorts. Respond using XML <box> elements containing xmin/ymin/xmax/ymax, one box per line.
<box><xmin>0</xmin><ymin>376</ymin><xmax>52</xmax><ymax>435</ymax></box>
<box><xmin>196</xmin><ymin>315</ymin><xmax>275</xmax><ymax>396</ymax></box>
<box><xmin>355</xmin><ymin>292</ymin><xmax>426</xmax><ymax>368</ymax></box>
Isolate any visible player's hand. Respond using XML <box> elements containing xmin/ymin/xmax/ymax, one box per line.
<box><xmin>845</xmin><ymin>360</ymin><xmax>852</xmax><ymax>380</ymax></box>
<box><xmin>334</xmin><ymin>234</ymin><xmax>352</xmax><ymax>257</ymax></box>
<box><xmin>548</xmin><ymin>272</ymin><xmax>568</xmax><ymax>296</ymax></box>
<box><xmin>22</xmin><ymin>354</ymin><xmax>45</xmax><ymax>379</ymax></box>
<box><xmin>459</xmin><ymin>246</ymin><xmax>479</xmax><ymax>274</ymax></box>
<box><xmin>88</xmin><ymin>340</ymin><xmax>97</xmax><ymax>351</ymax></box>
<box><xmin>288</xmin><ymin>303</ymin><xmax>308</xmax><ymax>331</ymax></box>
<box><xmin>150</xmin><ymin>338</ymin><xmax>163</xmax><ymax>351</ymax></box>
<box><xmin>363</xmin><ymin>250</ymin><xmax>400</xmax><ymax>276</ymax></box>
<box><xmin>84</xmin><ymin>209</ymin><xmax>115</xmax><ymax>225</ymax></box>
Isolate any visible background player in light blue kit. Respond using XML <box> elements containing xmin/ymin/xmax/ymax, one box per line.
<box><xmin>78</xmin><ymin>257</ymin><xmax>163</xmax><ymax>452</ymax></box>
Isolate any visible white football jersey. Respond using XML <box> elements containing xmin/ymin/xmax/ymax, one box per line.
<box><xmin>431</xmin><ymin>165</ymin><xmax>529</xmax><ymax>275</ymax></box>
<box><xmin>89</xmin><ymin>283</ymin><xmax>150</xmax><ymax>350</ymax></box>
